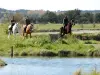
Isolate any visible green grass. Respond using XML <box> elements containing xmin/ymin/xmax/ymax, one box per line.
<box><xmin>0</xmin><ymin>23</ymin><xmax>99</xmax><ymax>57</ymax></box>
<box><xmin>0</xmin><ymin>59</ymin><xmax>7</xmax><ymax>66</ymax></box>
<box><xmin>34</xmin><ymin>23</ymin><xmax>100</xmax><ymax>31</ymax></box>
<box><xmin>73</xmin><ymin>24</ymin><xmax>100</xmax><ymax>29</ymax></box>
<box><xmin>35</xmin><ymin>23</ymin><xmax>62</xmax><ymax>30</ymax></box>
<box><xmin>74</xmin><ymin>69</ymin><xmax>100</xmax><ymax>75</ymax></box>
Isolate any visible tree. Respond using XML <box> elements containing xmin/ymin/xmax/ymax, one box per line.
<box><xmin>41</xmin><ymin>11</ymin><xmax>57</xmax><ymax>23</ymax></box>
<box><xmin>57</xmin><ymin>14</ymin><xmax>65</xmax><ymax>23</ymax></box>
<box><xmin>2</xmin><ymin>11</ymin><xmax>14</xmax><ymax>23</ymax></box>
<box><xmin>82</xmin><ymin>12</ymin><xmax>93</xmax><ymax>23</ymax></box>
<box><xmin>95</xmin><ymin>13</ymin><xmax>100</xmax><ymax>23</ymax></box>
<box><xmin>13</xmin><ymin>12</ymin><xmax>24</xmax><ymax>24</ymax></box>
<box><xmin>64</xmin><ymin>9</ymin><xmax>81</xmax><ymax>23</ymax></box>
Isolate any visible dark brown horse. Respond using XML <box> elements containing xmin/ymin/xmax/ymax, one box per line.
<box><xmin>22</xmin><ymin>24</ymin><xmax>33</xmax><ymax>38</ymax></box>
<box><xmin>60</xmin><ymin>19</ymin><xmax>75</xmax><ymax>37</ymax></box>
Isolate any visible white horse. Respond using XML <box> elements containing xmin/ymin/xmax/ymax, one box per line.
<box><xmin>8</xmin><ymin>23</ymin><xmax>19</xmax><ymax>38</ymax></box>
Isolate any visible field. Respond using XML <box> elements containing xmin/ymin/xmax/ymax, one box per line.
<box><xmin>35</xmin><ymin>23</ymin><xmax>100</xmax><ymax>31</ymax></box>
<box><xmin>0</xmin><ymin>23</ymin><xmax>100</xmax><ymax>57</ymax></box>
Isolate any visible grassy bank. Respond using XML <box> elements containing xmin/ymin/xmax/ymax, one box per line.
<box><xmin>0</xmin><ymin>23</ymin><xmax>100</xmax><ymax>57</ymax></box>
<box><xmin>74</xmin><ymin>69</ymin><xmax>100</xmax><ymax>75</ymax></box>
<box><xmin>0</xmin><ymin>59</ymin><xmax>7</xmax><ymax>67</ymax></box>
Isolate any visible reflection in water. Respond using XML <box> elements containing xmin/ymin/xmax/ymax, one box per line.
<box><xmin>0</xmin><ymin>57</ymin><xmax>100</xmax><ymax>75</ymax></box>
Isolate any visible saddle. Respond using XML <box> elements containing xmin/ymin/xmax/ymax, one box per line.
<box><xmin>24</xmin><ymin>25</ymin><xmax>27</xmax><ymax>33</ymax></box>
<box><xmin>24</xmin><ymin>24</ymin><xmax>32</xmax><ymax>33</ymax></box>
<box><xmin>64</xmin><ymin>23</ymin><xmax>70</xmax><ymax>33</ymax></box>
<box><xmin>9</xmin><ymin>24</ymin><xmax>15</xmax><ymax>31</ymax></box>
<box><xmin>64</xmin><ymin>24</ymin><xmax>68</xmax><ymax>30</ymax></box>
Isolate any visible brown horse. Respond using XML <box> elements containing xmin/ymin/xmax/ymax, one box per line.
<box><xmin>22</xmin><ymin>24</ymin><xmax>33</xmax><ymax>38</ymax></box>
<box><xmin>60</xmin><ymin>19</ymin><xmax>75</xmax><ymax>37</ymax></box>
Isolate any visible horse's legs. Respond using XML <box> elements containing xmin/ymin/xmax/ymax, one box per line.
<box><xmin>69</xmin><ymin>28</ymin><xmax>72</xmax><ymax>35</ymax></box>
<box><xmin>69</xmin><ymin>30</ymin><xmax>72</xmax><ymax>35</ymax></box>
<box><xmin>30</xmin><ymin>33</ymin><xmax>31</xmax><ymax>38</ymax></box>
<box><xmin>23</xmin><ymin>32</ymin><xmax>24</xmax><ymax>37</ymax></box>
<box><xmin>8</xmin><ymin>30</ymin><xmax>12</xmax><ymax>39</ymax></box>
<box><xmin>22</xmin><ymin>32</ymin><xmax>26</xmax><ymax>39</ymax></box>
<box><xmin>8</xmin><ymin>31</ymin><xmax>10</xmax><ymax>39</ymax></box>
<box><xmin>60</xmin><ymin>27</ymin><xmax>64</xmax><ymax>37</ymax></box>
<box><xmin>26</xmin><ymin>33</ymin><xmax>28</xmax><ymax>38</ymax></box>
<box><xmin>62</xmin><ymin>27</ymin><xmax>65</xmax><ymax>37</ymax></box>
<box><xmin>9</xmin><ymin>30</ymin><xmax>12</xmax><ymax>35</ymax></box>
<box><xmin>13</xmin><ymin>30</ymin><xmax>16</xmax><ymax>36</ymax></box>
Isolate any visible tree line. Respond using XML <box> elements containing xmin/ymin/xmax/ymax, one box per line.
<box><xmin>37</xmin><ymin>9</ymin><xmax>99</xmax><ymax>24</ymax></box>
<box><xmin>0</xmin><ymin>8</ymin><xmax>100</xmax><ymax>24</ymax></box>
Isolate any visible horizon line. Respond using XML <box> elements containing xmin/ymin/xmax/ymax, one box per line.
<box><xmin>0</xmin><ymin>8</ymin><xmax>99</xmax><ymax>11</ymax></box>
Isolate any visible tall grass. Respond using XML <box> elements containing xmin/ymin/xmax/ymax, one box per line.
<box><xmin>0</xmin><ymin>23</ymin><xmax>96</xmax><ymax>56</ymax></box>
<box><xmin>0</xmin><ymin>59</ymin><xmax>7</xmax><ymax>66</ymax></box>
<box><xmin>74</xmin><ymin>68</ymin><xmax>100</xmax><ymax>75</ymax></box>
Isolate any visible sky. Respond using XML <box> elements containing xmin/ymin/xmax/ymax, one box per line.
<box><xmin>0</xmin><ymin>0</ymin><xmax>99</xmax><ymax>11</ymax></box>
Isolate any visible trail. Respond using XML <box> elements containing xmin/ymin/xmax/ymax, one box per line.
<box><xmin>32</xmin><ymin>30</ymin><xmax>100</xmax><ymax>35</ymax></box>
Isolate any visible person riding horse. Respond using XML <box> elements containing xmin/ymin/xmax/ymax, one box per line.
<box><xmin>24</xmin><ymin>17</ymin><xmax>31</xmax><ymax>32</ymax></box>
<box><xmin>60</xmin><ymin>18</ymin><xmax>75</xmax><ymax>37</ymax></box>
<box><xmin>63</xmin><ymin>16</ymin><xmax>69</xmax><ymax>30</ymax></box>
<box><xmin>22</xmin><ymin>17</ymin><xmax>33</xmax><ymax>38</ymax></box>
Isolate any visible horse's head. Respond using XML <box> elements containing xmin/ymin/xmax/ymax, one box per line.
<box><xmin>30</xmin><ymin>23</ymin><xmax>34</xmax><ymax>32</ymax></box>
<box><xmin>70</xmin><ymin>19</ymin><xmax>75</xmax><ymax>25</ymax></box>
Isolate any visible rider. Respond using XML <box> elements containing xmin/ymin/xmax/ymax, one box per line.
<box><xmin>10</xmin><ymin>16</ymin><xmax>16</xmax><ymax>31</ymax></box>
<box><xmin>63</xmin><ymin>15</ymin><xmax>69</xmax><ymax>30</ymax></box>
<box><xmin>24</xmin><ymin>16</ymin><xmax>31</xmax><ymax>32</ymax></box>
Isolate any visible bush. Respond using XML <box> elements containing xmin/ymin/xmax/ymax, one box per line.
<box><xmin>20</xmin><ymin>51</ymin><xmax>28</xmax><ymax>56</ymax></box>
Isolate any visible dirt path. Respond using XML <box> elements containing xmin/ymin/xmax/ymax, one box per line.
<box><xmin>73</xmin><ymin>30</ymin><xmax>100</xmax><ymax>34</ymax></box>
<box><xmin>32</xmin><ymin>30</ymin><xmax>100</xmax><ymax>35</ymax></box>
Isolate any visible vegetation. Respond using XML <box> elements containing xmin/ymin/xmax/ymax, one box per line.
<box><xmin>1</xmin><ymin>23</ymin><xmax>100</xmax><ymax>57</ymax></box>
<box><xmin>0</xmin><ymin>59</ymin><xmax>7</xmax><ymax>67</ymax></box>
<box><xmin>0</xmin><ymin>8</ymin><xmax>100</xmax><ymax>24</ymax></box>
<box><xmin>35</xmin><ymin>23</ymin><xmax>100</xmax><ymax>31</ymax></box>
<box><xmin>74</xmin><ymin>69</ymin><xmax>100</xmax><ymax>75</ymax></box>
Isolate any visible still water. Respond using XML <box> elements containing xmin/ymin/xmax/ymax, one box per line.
<box><xmin>0</xmin><ymin>57</ymin><xmax>100</xmax><ymax>75</ymax></box>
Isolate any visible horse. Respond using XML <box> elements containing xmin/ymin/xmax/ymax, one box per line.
<box><xmin>60</xmin><ymin>19</ymin><xmax>75</xmax><ymax>37</ymax></box>
<box><xmin>22</xmin><ymin>23</ymin><xmax>33</xmax><ymax>38</ymax></box>
<box><xmin>8</xmin><ymin>23</ymin><xmax>19</xmax><ymax>38</ymax></box>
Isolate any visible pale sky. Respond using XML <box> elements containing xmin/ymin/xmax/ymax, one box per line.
<box><xmin>0</xmin><ymin>0</ymin><xmax>99</xmax><ymax>11</ymax></box>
